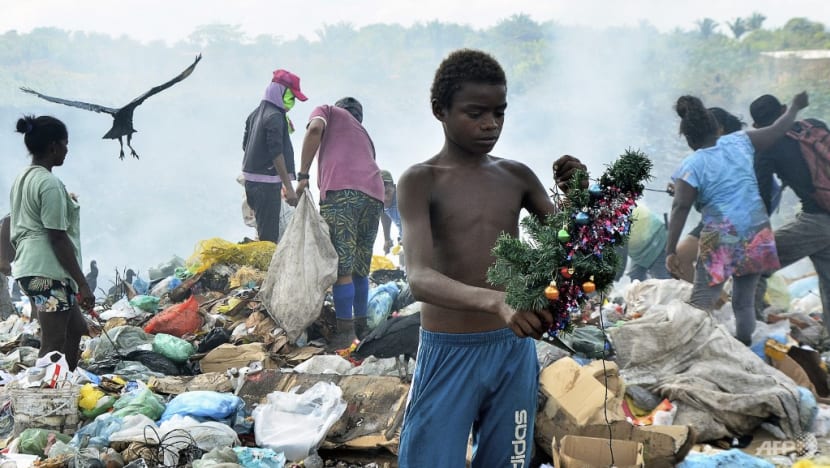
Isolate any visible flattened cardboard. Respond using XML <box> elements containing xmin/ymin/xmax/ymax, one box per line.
<box><xmin>199</xmin><ymin>343</ymin><xmax>277</xmax><ymax>373</ymax></box>
<box><xmin>554</xmin><ymin>435</ymin><xmax>644</xmax><ymax>468</ymax></box>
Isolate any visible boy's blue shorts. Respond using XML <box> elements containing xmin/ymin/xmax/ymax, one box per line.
<box><xmin>398</xmin><ymin>327</ymin><xmax>539</xmax><ymax>467</ymax></box>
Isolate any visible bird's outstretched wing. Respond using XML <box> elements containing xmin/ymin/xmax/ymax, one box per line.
<box><xmin>20</xmin><ymin>87</ymin><xmax>118</xmax><ymax>115</ymax></box>
<box><xmin>124</xmin><ymin>54</ymin><xmax>202</xmax><ymax>109</ymax></box>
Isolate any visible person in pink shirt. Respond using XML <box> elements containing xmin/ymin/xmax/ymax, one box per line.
<box><xmin>296</xmin><ymin>97</ymin><xmax>384</xmax><ymax>350</ymax></box>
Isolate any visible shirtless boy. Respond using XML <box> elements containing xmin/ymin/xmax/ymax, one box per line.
<box><xmin>397</xmin><ymin>49</ymin><xmax>586</xmax><ymax>467</ymax></box>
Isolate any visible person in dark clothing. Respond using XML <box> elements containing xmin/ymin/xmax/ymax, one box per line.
<box><xmin>0</xmin><ymin>214</ymin><xmax>14</xmax><ymax>318</ymax></box>
<box><xmin>751</xmin><ymin>94</ymin><xmax>830</xmax><ymax>329</ymax></box>
<box><xmin>241</xmin><ymin>69</ymin><xmax>306</xmax><ymax>243</ymax></box>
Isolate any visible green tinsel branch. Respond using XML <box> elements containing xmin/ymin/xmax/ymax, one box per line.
<box><xmin>487</xmin><ymin>149</ymin><xmax>653</xmax><ymax>332</ymax></box>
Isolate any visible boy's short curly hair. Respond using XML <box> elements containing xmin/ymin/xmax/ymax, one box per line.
<box><xmin>430</xmin><ymin>49</ymin><xmax>506</xmax><ymax>110</ymax></box>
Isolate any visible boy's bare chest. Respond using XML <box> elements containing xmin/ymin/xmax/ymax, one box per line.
<box><xmin>429</xmin><ymin>180</ymin><xmax>523</xmax><ymax>232</ymax></box>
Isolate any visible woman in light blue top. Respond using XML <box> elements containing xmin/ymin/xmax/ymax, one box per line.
<box><xmin>665</xmin><ymin>92</ymin><xmax>808</xmax><ymax>345</ymax></box>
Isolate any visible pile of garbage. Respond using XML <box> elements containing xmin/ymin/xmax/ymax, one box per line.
<box><xmin>0</xmin><ymin>238</ymin><xmax>417</xmax><ymax>467</ymax></box>
<box><xmin>1</xmin><ymin>236</ymin><xmax>829</xmax><ymax>467</ymax></box>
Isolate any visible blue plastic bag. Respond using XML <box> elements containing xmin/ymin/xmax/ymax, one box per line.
<box><xmin>159</xmin><ymin>391</ymin><xmax>244</xmax><ymax>424</ymax></box>
<box><xmin>70</xmin><ymin>414</ymin><xmax>124</xmax><ymax>449</ymax></box>
<box><xmin>789</xmin><ymin>275</ymin><xmax>819</xmax><ymax>299</ymax></box>
<box><xmin>233</xmin><ymin>447</ymin><xmax>286</xmax><ymax>468</ymax></box>
<box><xmin>678</xmin><ymin>448</ymin><xmax>774</xmax><ymax>468</ymax></box>
<box><xmin>367</xmin><ymin>282</ymin><xmax>400</xmax><ymax>329</ymax></box>
<box><xmin>132</xmin><ymin>276</ymin><xmax>150</xmax><ymax>296</ymax></box>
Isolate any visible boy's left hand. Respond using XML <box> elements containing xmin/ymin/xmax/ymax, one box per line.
<box><xmin>553</xmin><ymin>155</ymin><xmax>588</xmax><ymax>192</ymax></box>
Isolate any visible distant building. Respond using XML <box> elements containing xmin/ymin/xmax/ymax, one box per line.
<box><xmin>761</xmin><ymin>49</ymin><xmax>830</xmax><ymax>60</ymax></box>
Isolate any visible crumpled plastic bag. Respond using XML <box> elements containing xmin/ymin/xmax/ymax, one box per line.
<box><xmin>559</xmin><ymin>325</ymin><xmax>610</xmax><ymax>359</ymax></box>
<box><xmin>100</xmin><ymin>297</ymin><xmax>144</xmax><ymax>321</ymax></box>
<box><xmin>152</xmin><ymin>333</ymin><xmax>195</xmax><ymax>363</ymax></box>
<box><xmin>70</xmin><ymin>413</ymin><xmax>124</xmax><ymax>449</ymax></box>
<box><xmin>159</xmin><ymin>391</ymin><xmax>245</xmax><ymax>424</ymax></box>
<box><xmin>78</xmin><ymin>383</ymin><xmax>117</xmax><ymax>419</ymax></box>
<box><xmin>293</xmin><ymin>355</ymin><xmax>352</xmax><ymax>375</ymax></box>
<box><xmin>678</xmin><ymin>448</ymin><xmax>774</xmax><ymax>467</ymax></box>
<box><xmin>108</xmin><ymin>414</ymin><xmax>158</xmax><ymax>444</ymax></box>
<box><xmin>19</xmin><ymin>428</ymin><xmax>71</xmax><ymax>457</ymax></box>
<box><xmin>252</xmin><ymin>381</ymin><xmax>346</xmax><ymax>461</ymax></box>
<box><xmin>765</xmin><ymin>273</ymin><xmax>791</xmax><ymax>310</ymax></box>
<box><xmin>789</xmin><ymin>275</ymin><xmax>819</xmax><ymax>299</ymax></box>
<box><xmin>90</xmin><ymin>326</ymin><xmax>154</xmax><ymax>361</ymax></box>
<box><xmin>159</xmin><ymin>415</ymin><xmax>239</xmax><ymax>452</ymax></box>
<box><xmin>129</xmin><ymin>295</ymin><xmax>159</xmax><ymax>313</ymax></box>
<box><xmin>150</xmin><ymin>276</ymin><xmax>181</xmax><ymax>297</ymax></box>
<box><xmin>111</xmin><ymin>387</ymin><xmax>166</xmax><ymax>420</ymax></box>
<box><xmin>347</xmin><ymin>355</ymin><xmax>415</xmax><ymax>377</ymax></box>
<box><xmin>367</xmin><ymin>282</ymin><xmax>400</xmax><ymax>329</ymax></box>
<box><xmin>233</xmin><ymin>447</ymin><xmax>286</xmax><ymax>468</ymax></box>
<box><xmin>132</xmin><ymin>276</ymin><xmax>150</xmax><ymax>296</ymax></box>
<box><xmin>144</xmin><ymin>295</ymin><xmax>202</xmax><ymax>337</ymax></box>
<box><xmin>370</xmin><ymin>255</ymin><xmax>395</xmax><ymax>272</ymax></box>
<box><xmin>193</xmin><ymin>447</ymin><xmax>242</xmax><ymax>468</ymax></box>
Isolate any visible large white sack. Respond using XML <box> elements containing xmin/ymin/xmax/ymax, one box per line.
<box><xmin>612</xmin><ymin>283</ymin><xmax>802</xmax><ymax>441</ymax></box>
<box><xmin>259</xmin><ymin>193</ymin><xmax>338</xmax><ymax>342</ymax></box>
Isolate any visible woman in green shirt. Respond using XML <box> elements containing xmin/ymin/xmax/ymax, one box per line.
<box><xmin>10</xmin><ymin>115</ymin><xmax>92</xmax><ymax>370</ymax></box>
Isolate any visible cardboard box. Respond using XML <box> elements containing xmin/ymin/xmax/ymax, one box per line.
<box><xmin>554</xmin><ymin>435</ymin><xmax>644</xmax><ymax>468</ymax></box>
<box><xmin>537</xmin><ymin>413</ymin><xmax>694</xmax><ymax>468</ymax></box>
<box><xmin>539</xmin><ymin>357</ymin><xmax>625</xmax><ymax>426</ymax></box>
<box><xmin>536</xmin><ymin>357</ymin><xmax>695</xmax><ymax>467</ymax></box>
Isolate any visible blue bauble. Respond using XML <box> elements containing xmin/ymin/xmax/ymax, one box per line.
<box><xmin>588</xmin><ymin>184</ymin><xmax>603</xmax><ymax>198</ymax></box>
<box><xmin>575</xmin><ymin>212</ymin><xmax>590</xmax><ymax>225</ymax></box>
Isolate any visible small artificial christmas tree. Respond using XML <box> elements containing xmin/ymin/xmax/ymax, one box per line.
<box><xmin>487</xmin><ymin>149</ymin><xmax>653</xmax><ymax>336</ymax></box>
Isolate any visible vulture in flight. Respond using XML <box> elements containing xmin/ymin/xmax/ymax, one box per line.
<box><xmin>20</xmin><ymin>54</ymin><xmax>202</xmax><ymax>160</ymax></box>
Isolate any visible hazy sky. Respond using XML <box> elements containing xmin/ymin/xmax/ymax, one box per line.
<box><xmin>3</xmin><ymin>0</ymin><xmax>829</xmax><ymax>43</ymax></box>
<box><xmin>3</xmin><ymin>0</ymin><xmax>825</xmax><ymax>283</ymax></box>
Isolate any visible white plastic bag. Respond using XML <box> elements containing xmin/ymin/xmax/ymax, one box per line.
<box><xmin>100</xmin><ymin>297</ymin><xmax>142</xmax><ymax>320</ymax></box>
<box><xmin>252</xmin><ymin>381</ymin><xmax>346</xmax><ymax>461</ymax></box>
<box><xmin>293</xmin><ymin>355</ymin><xmax>352</xmax><ymax>375</ymax></box>
<box><xmin>259</xmin><ymin>193</ymin><xmax>338</xmax><ymax>342</ymax></box>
